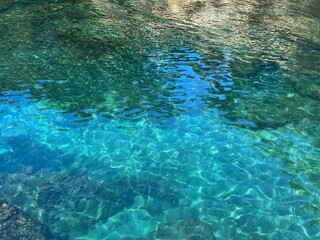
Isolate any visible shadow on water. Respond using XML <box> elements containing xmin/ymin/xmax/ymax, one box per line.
<box><xmin>0</xmin><ymin>0</ymin><xmax>319</xmax><ymax>128</ymax></box>
<box><xmin>0</xmin><ymin>0</ymin><xmax>191</xmax><ymax>125</ymax></box>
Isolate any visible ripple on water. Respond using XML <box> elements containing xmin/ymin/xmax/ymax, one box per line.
<box><xmin>1</xmin><ymin>0</ymin><xmax>320</xmax><ymax>239</ymax></box>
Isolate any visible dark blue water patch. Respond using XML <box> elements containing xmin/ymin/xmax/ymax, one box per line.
<box><xmin>0</xmin><ymin>133</ymin><xmax>75</xmax><ymax>173</ymax></box>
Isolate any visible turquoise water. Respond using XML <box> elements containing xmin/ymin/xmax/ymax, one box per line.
<box><xmin>1</xmin><ymin>0</ymin><xmax>320</xmax><ymax>239</ymax></box>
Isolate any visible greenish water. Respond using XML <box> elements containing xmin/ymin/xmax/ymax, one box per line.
<box><xmin>0</xmin><ymin>0</ymin><xmax>320</xmax><ymax>239</ymax></box>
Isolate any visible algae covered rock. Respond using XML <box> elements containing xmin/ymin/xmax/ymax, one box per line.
<box><xmin>0</xmin><ymin>199</ymin><xmax>51</xmax><ymax>240</ymax></box>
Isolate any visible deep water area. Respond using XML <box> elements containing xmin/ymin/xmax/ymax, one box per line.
<box><xmin>0</xmin><ymin>0</ymin><xmax>320</xmax><ymax>239</ymax></box>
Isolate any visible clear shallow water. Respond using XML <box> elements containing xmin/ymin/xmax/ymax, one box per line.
<box><xmin>0</xmin><ymin>0</ymin><xmax>320</xmax><ymax>239</ymax></box>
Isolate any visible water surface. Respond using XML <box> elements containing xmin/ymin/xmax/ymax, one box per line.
<box><xmin>0</xmin><ymin>0</ymin><xmax>320</xmax><ymax>239</ymax></box>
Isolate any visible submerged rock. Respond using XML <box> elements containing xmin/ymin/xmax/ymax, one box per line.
<box><xmin>147</xmin><ymin>216</ymin><xmax>215</xmax><ymax>240</ymax></box>
<box><xmin>116</xmin><ymin>216</ymin><xmax>215</xmax><ymax>240</ymax></box>
<box><xmin>0</xmin><ymin>170</ymin><xmax>181</xmax><ymax>239</ymax></box>
<box><xmin>0</xmin><ymin>199</ymin><xmax>50</xmax><ymax>240</ymax></box>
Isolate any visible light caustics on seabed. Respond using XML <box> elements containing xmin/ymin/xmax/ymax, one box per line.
<box><xmin>0</xmin><ymin>0</ymin><xmax>320</xmax><ymax>239</ymax></box>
